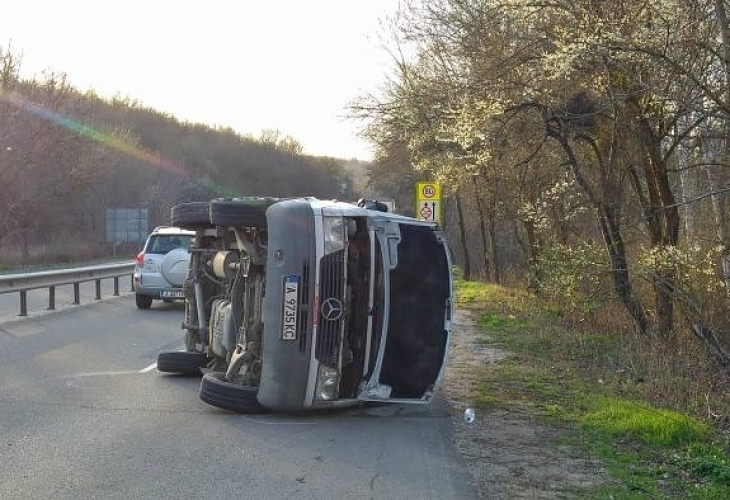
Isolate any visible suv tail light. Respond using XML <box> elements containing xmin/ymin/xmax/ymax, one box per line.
<box><xmin>135</xmin><ymin>252</ymin><xmax>144</xmax><ymax>266</ymax></box>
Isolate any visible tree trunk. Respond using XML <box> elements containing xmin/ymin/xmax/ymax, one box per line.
<box><xmin>487</xmin><ymin>214</ymin><xmax>501</xmax><ymax>284</ymax></box>
<box><xmin>454</xmin><ymin>190</ymin><xmax>471</xmax><ymax>280</ymax></box>
<box><xmin>712</xmin><ymin>0</ymin><xmax>730</xmax><ymax>291</ymax></box>
<box><xmin>601</xmin><ymin>210</ymin><xmax>649</xmax><ymax>335</ymax></box>
<box><xmin>543</xmin><ymin>110</ymin><xmax>649</xmax><ymax>334</ymax></box>
<box><xmin>677</xmin><ymin>119</ymin><xmax>697</xmax><ymax>238</ymax></box>
<box><xmin>631</xmin><ymin>104</ymin><xmax>680</xmax><ymax>340</ymax></box>
<box><xmin>471</xmin><ymin>175</ymin><xmax>493</xmax><ymax>281</ymax></box>
<box><xmin>21</xmin><ymin>229</ymin><xmax>29</xmax><ymax>265</ymax></box>
<box><xmin>702</xmin><ymin>123</ymin><xmax>730</xmax><ymax>290</ymax></box>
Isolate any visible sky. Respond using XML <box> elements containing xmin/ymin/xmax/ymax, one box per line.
<box><xmin>0</xmin><ymin>0</ymin><xmax>401</xmax><ymax>160</ymax></box>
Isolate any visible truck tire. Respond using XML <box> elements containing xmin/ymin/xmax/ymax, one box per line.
<box><xmin>157</xmin><ymin>351</ymin><xmax>208</xmax><ymax>375</ymax></box>
<box><xmin>209</xmin><ymin>198</ymin><xmax>278</xmax><ymax>227</ymax></box>
<box><xmin>171</xmin><ymin>201</ymin><xmax>212</xmax><ymax>229</ymax></box>
<box><xmin>199</xmin><ymin>372</ymin><xmax>265</xmax><ymax>413</ymax></box>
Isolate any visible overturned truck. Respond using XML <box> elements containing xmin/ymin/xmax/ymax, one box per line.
<box><xmin>157</xmin><ymin>197</ymin><xmax>453</xmax><ymax>412</ymax></box>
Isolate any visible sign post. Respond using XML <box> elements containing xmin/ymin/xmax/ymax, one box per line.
<box><xmin>416</xmin><ymin>181</ymin><xmax>442</xmax><ymax>223</ymax></box>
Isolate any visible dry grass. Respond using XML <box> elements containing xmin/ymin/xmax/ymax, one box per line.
<box><xmin>574</xmin><ymin>302</ymin><xmax>730</xmax><ymax>429</ymax></box>
<box><xmin>455</xmin><ymin>277</ymin><xmax>730</xmax><ymax>498</ymax></box>
<box><xmin>0</xmin><ymin>239</ymin><xmax>134</xmax><ymax>270</ymax></box>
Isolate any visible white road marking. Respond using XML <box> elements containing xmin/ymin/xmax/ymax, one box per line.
<box><xmin>64</xmin><ymin>363</ymin><xmax>157</xmax><ymax>378</ymax></box>
<box><xmin>242</xmin><ymin>416</ymin><xmax>317</xmax><ymax>425</ymax></box>
<box><xmin>68</xmin><ymin>371</ymin><xmax>140</xmax><ymax>377</ymax></box>
<box><xmin>139</xmin><ymin>363</ymin><xmax>157</xmax><ymax>373</ymax></box>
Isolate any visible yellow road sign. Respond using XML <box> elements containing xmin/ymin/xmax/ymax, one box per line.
<box><xmin>416</xmin><ymin>182</ymin><xmax>442</xmax><ymax>223</ymax></box>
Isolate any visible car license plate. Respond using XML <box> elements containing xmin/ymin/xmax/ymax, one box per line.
<box><xmin>161</xmin><ymin>290</ymin><xmax>185</xmax><ymax>299</ymax></box>
<box><xmin>282</xmin><ymin>275</ymin><xmax>299</xmax><ymax>340</ymax></box>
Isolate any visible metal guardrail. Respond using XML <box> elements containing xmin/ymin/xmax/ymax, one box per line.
<box><xmin>0</xmin><ymin>262</ymin><xmax>135</xmax><ymax>316</ymax></box>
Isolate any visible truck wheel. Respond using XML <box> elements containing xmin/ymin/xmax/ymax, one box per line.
<box><xmin>157</xmin><ymin>351</ymin><xmax>208</xmax><ymax>375</ymax></box>
<box><xmin>199</xmin><ymin>372</ymin><xmax>265</xmax><ymax>413</ymax></box>
<box><xmin>136</xmin><ymin>293</ymin><xmax>153</xmax><ymax>309</ymax></box>
<box><xmin>171</xmin><ymin>201</ymin><xmax>212</xmax><ymax>229</ymax></box>
<box><xmin>209</xmin><ymin>198</ymin><xmax>278</xmax><ymax>227</ymax></box>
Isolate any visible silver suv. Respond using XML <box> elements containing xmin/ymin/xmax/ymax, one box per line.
<box><xmin>133</xmin><ymin>226</ymin><xmax>195</xmax><ymax>309</ymax></box>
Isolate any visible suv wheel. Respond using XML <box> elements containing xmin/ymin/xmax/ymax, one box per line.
<box><xmin>171</xmin><ymin>201</ymin><xmax>212</xmax><ymax>230</ymax></box>
<box><xmin>136</xmin><ymin>293</ymin><xmax>153</xmax><ymax>309</ymax></box>
<box><xmin>209</xmin><ymin>198</ymin><xmax>278</xmax><ymax>227</ymax></box>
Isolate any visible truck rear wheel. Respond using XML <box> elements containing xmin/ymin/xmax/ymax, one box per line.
<box><xmin>157</xmin><ymin>351</ymin><xmax>208</xmax><ymax>375</ymax></box>
<box><xmin>209</xmin><ymin>198</ymin><xmax>277</xmax><ymax>227</ymax></box>
<box><xmin>199</xmin><ymin>372</ymin><xmax>265</xmax><ymax>413</ymax></box>
<box><xmin>171</xmin><ymin>201</ymin><xmax>212</xmax><ymax>229</ymax></box>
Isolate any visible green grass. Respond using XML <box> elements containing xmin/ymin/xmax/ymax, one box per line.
<box><xmin>456</xmin><ymin>278</ymin><xmax>730</xmax><ymax>499</ymax></box>
<box><xmin>455</xmin><ymin>276</ymin><xmax>533</xmax><ymax>314</ymax></box>
<box><xmin>580</xmin><ymin>397</ymin><xmax>708</xmax><ymax>447</ymax></box>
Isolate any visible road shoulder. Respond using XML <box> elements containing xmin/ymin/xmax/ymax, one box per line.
<box><xmin>442</xmin><ymin>308</ymin><xmax>611</xmax><ymax>499</ymax></box>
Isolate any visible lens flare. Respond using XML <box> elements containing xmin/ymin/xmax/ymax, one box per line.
<box><xmin>1</xmin><ymin>90</ymin><xmax>187</xmax><ymax>176</ymax></box>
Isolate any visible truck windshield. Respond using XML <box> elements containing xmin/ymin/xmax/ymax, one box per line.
<box><xmin>379</xmin><ymin>224</ymin><xmax>450</xmax><ymax>398</ymax></box>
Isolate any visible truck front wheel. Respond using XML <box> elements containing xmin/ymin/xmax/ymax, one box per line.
<box><xmin>199</xmin><ymin>372</ymin><xmax>265</xmax><ymax>413</ymax></box>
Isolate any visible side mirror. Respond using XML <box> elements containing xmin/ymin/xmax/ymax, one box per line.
<box><xmin>357</xmin><ymin>199</ymin><xmax>389</xmax><ymax>212</ymax></box>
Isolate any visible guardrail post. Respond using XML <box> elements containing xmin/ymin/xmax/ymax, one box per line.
<box><xmin>48</xmin><ymin>286</ymin><xmax>56</xmax><ymax>310</ymax></box>
<box><xmin>113</xmin><ymin>277</ymin><xmax>120</xmax><ymax>296</ymax></box>
<box><xmin>95</xmin><ymin>279</ymin><xmax>102</xmax><ymax>300</ymax></box>
<box><xmin>73</xmin><ymin>283</ymin><xmax>80</xmax><ymax>305</ymax></box>
<box><xmin>19</xmin><ymin>291</ymin><xmax>28</xmax><ymax>316</ymax></box>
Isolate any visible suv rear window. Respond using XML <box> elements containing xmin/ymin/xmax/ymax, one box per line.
<box><xmin>145</xmin><ymin>234</ymin><xmax>193</xmax><ymax>255</ymax></box>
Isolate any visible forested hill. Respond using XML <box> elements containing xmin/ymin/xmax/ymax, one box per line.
<box><xmin>0</xmin><ymin>55</ymin><xmax>367</xmax><ymax>257</ymax></box>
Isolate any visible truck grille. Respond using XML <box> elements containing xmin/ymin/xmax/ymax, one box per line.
<box><xmin>315</xmin><ymin>250</ymin><xmax>345</xmax><ymax>367</ymax></box>
<box><xmin>298</xmin><ymin>261</ymin><xmax>310</xmax><ymax>353</ymax></box>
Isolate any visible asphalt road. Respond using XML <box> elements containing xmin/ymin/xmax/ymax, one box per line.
<box><xmin>0</xmin><ymin>294</ymin><xmax>476</xmax><ymax>500</ymax></box>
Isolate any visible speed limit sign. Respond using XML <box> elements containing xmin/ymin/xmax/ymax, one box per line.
<box><xmin>416</xmin><ymin>182</ymin><xmax>442</xmax><ymax>223</ymax></box>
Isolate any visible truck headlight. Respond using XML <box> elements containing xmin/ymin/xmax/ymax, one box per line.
<box><xmin>322</xmin><ymin>216</ymin><xmax>346</xmax><ymax>255</ymax></box>
<box><xmin>315</xmin><ymin>364</ymin><xmax>340</xmax><ymax>401</ymax></box>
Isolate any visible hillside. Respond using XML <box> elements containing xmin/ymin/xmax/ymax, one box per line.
<box><xmin>0</xmin><ymin>61</ymin><xmax>359</xmax><ymax>264</ymax></box>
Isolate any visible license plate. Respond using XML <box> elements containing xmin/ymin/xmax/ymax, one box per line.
<box><xmin>282</xmin><ymin>275</ymin><xmax>299</xmax><ymax>340</ymax></box>
<box><xmin>161</xmin><ymin>290</ymin><xmax>185</xmax><ymax>298</ymax></box>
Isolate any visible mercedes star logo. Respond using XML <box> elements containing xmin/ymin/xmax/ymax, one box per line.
<box><xmin>321</xmin><ymin>297</ymin><xmax>344</xmax><ymax>321</ymax></box>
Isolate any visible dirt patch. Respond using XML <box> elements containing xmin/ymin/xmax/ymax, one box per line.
<box><xmin>442</xmin><ymin>309</ymin><xmax>612</xmax><ymax>499</ymax></box>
